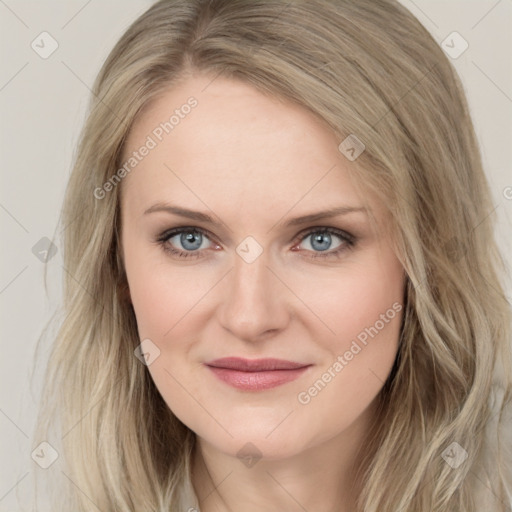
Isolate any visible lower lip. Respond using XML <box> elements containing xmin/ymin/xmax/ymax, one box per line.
<box><xmin>206</xmin><ymin>365</ymin><xmax>311</xmax><ymax>391</ymax></box>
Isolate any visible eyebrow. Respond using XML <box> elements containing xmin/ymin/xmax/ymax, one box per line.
<box><xmin>143</xmin><ymin>202</ymin><xmax>367</xmax><ymax>227</ymax></box>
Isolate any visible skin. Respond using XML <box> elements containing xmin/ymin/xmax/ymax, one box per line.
<box><xmin>120</xmin><ymin>72</ymin><xmax>406</xmax><ymax>512</ymax></box>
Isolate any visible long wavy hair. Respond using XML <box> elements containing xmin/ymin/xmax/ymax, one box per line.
<box><xmin>32</xmin><ymin>0</ymin><xmax>512</xmax><ymax>510</ymax></box>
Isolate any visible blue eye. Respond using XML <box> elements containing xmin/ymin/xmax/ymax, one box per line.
<box><xmin>292</xmin><ymin>228</ymin><xmax>355</xmax><ymax>259</ymax></box>
<box><xmin>300</xmin><ymin>231</ymin><xmax>342</xmax><ymax>253</ymax></box>
<box><xmin>156</xmin><ymin>226</ymin><xmax>355</xmax><ymax>260</ymax></box>
<box><xmin>172</xmin><ymin>230</ymin><xmax>207</xmax><ymax>251</ymax></box>
<box><xmin>157</xmin><ymin>228</ymin><xmax>215</xmax><ymax>258</ymax></box>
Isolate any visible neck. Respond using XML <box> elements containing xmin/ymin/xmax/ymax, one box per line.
<box><xmin>191</xmin><ymin>399</ymin><xmax>379</xmax><ymax>512</ymax></box>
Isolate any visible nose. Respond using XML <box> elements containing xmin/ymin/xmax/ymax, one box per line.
<box><xmin>216</xmin><ymin>249</ymin><xmax>290</xmax><ymax>342</ymax></box>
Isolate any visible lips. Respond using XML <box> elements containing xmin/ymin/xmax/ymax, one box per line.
<box><xmin>205</xmin><ymin>357</ymin><xmax>309</xmax><ymax>371</ymax></box>
<box><xmin>204</xmin><ymin>357</ymin><xmax>312</xmax><ymax>391</ymax></box>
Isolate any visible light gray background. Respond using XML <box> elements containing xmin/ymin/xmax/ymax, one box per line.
<box><xmin>1</xmin><ymin>1</ymin><xmax>511</xmax><ymax>510</ymax></box>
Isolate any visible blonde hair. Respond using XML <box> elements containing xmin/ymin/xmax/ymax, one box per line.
<box><xmin>33</xmin><ymin>0</ymin><xmax>512</xmax><ymax>510</ymax></box>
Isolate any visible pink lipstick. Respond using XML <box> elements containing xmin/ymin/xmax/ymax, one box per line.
<box><xmin>204</xmin><ymin>357</ymin><xmax>311</xmax><ymax>391</ymax></box>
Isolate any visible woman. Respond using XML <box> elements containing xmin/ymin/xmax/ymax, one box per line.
<box><xmin>34</xmin><ymin>0</ymin><xmax>512</xmax><ymax>510</ymax></box>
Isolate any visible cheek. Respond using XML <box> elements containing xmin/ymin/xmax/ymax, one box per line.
<box><xmin>124</xmin><ymin>253</ymin><xmax>210</xmax><ymax>421</ymax></box>
<box><xmin>127</xmin><ymin>269</ymin><xmax>173</xmax><ymax>339</ymax></box>
<box><xmin>288</xmin><ymin>250</ymin><xmax>404</xmax><ymax>354</ymax></box>
<box><xmin>124</xmin><ymin>242</ymin><xmax>211</xmax><ymax>341</ymax></box>
<box><xmin>290</xmin><ymin>252</ymin><xmax>404</xmax><ymax>416</ymax></box>
<box><xmin>123</xmin><ymin>230</ymin><xmax>405</xmax><ymax>450</ymax></box>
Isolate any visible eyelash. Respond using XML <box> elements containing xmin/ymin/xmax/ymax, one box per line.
<box><xmin>155</xmin><ymin>226</ymin><xmax>357</xmax><ymax>261</ymax></box>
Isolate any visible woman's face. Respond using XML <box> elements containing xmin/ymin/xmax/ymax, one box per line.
<box><xmin>120</xmin><ymin>73</ymin><xmax>406</xmax><ymax>460</ymax></box>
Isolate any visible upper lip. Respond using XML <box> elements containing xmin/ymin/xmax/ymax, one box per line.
<box><xmin>205</xmin><ymin>357</ymin><xmax>310</xmax><ymax>372</ymax></box>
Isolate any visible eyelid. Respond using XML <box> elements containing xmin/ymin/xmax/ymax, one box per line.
<box><xmin>156</xmin><ymin>225</ymin><xmax>356</xmax><ymax>260</ymax></box>
<box><xmin>291</xmin><ymin>225</ymin><xmax>355</xmax><ymax>245</ymax></box>
<box><xmin>157</xmin><ymin>226</ymin><xmax>220</xmax><ymax>246</ymax></box>
<box><xmin>157</xmin><ymin>225</ymin><xmax>354</xmax><ymax>244</ymax></box>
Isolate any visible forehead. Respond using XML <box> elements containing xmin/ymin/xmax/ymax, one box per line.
<box><xmin>120</xmin><ymin>74</ymin><xmax>372</xmax><ymax>221</ymax></box>
<box><xmin>126</xmin><ymin>73</ymin><xmax>338</xmax><ymax>150</ymax></box>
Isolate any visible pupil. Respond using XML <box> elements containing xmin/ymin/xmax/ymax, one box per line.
<box><xmin>181</xmin><ymin>231</ymin><xmax>202</xmax><ymax>250</ymax></box>
<box><xmin>311</xmin><ymin>233</ymin><xmax>331</xmax><ymax>251</ymax></box>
